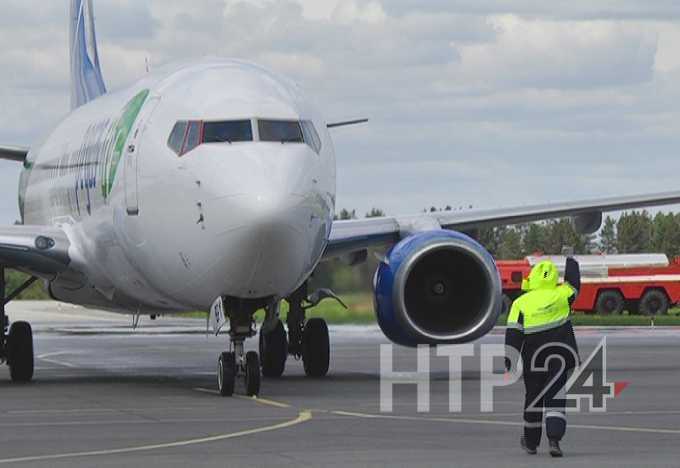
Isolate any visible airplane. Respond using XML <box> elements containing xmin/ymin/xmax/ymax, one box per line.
<box><xmin>2</xmin><ymin>0</ymin><xmax>680</xmax><ymax>397</ymax></box>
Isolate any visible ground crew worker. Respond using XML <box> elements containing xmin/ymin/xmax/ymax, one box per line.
<box><xmin>505</xmin><ymin>257</ymin><xmax>581</xmax><ymax>458</ymax></box>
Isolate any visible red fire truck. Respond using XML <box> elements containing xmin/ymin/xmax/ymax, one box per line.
<box><xmin>498</xmin><ymin>254</ymin><xmax>680</xmax><ymax>315</ymax></box>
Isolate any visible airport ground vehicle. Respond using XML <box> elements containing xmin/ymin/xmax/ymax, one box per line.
<box><xmin>498</xmin><ymin>254</ymin><xmax>680</xmax><ymax>315</ymax></box>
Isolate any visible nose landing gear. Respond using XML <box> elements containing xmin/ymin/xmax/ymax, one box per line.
<box><xmin>216</xmin><ymin>299</ymin><xmax>261</xmax><ymax>397</ymax></box>
<box><xmin>217</xmin><ymin>340</ymin><xmax>261</xmax><ymax>397</ymax></box>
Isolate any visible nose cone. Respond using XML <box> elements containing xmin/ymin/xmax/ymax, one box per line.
<box><xmin>184</xmin><ymin>144</ymin><xmax>330</xmax><ymax>300</ymax></box>
<box><xmin>212</xmin><ymin>193</ymin><xmax>319</xmax><ymax>297</ymax></box>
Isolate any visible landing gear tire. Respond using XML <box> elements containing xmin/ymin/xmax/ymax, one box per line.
<box><xmin>302</xmin><ymin>318</ymin><xmax>329</xmax><ymax>378</ymax></box>
<box><xmin>7</xmin><ymin>321</ymin><xmax>34</xmax><ymax>383</ymax></box>
<box><xmin>218</xmin><ymin>351</ymin><xmax>236</xmax><ymax>397</ymax></box>
<box><xmin>260</xmin><ymin>320</ymin><xmax>288</xmax><ymax>378</ymax></box>
<box><xmin>244</xmin><ymin>351</ymin><xmax>261</xmax><ymax>396</ymax></box>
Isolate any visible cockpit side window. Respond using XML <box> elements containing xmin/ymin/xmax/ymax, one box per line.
<box><xmin>301</xmin><ymin>120</ymin><xmax>322</xmax><ymax>154</ymax></box>
<box><xmin>183</xmin><ymin>121</ymin><xmax>202</xmax><ymax>155</ymax></box>
<box><xmin>258</xmin><ymin>120</ymin><xmax>304</xmax><ymax>144</ymax></box>
<box><xmin>204</xmin><ymin>120</ymin><xmax>253</xmax><ymax>143</ymax></box>
<box><xmin>167</xmin><ymin>121</ymin><xmax>188</xmax><ymax>155</ymax></box>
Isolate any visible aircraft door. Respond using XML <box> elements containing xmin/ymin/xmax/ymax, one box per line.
<box><xmin>125</xmin><ymin>96</ymin><xmax>160</xmax><ymax>215</ymax></box>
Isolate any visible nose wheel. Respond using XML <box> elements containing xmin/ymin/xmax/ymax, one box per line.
<box><xmin>217</xmin><ymin>351</ymin><xmax>236</xmax><ymax>396</ymax></box>
<box><xmin>215</xmin><ymin>298</ymin><xmax>264</xmax><ymax>397</ymax></box>
<box><xmin>217</xmin><ymin>340</ymin><xmax>261</xmax><ymax>397</ymax></box>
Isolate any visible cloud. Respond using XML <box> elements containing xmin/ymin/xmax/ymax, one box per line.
<box><xmin>385</xmin><ymin>0</ymin><xmax>680</xmax><ymax>22</ymax></box>
<box><xmin>446</xmin><ymin>16</ymin><xmax>657</xmax><ymax>90</ymax></box>
<box><xmin>1</xmin><ymin>0</ymin><xmax>680</xmax><ymax>225</ymax></box>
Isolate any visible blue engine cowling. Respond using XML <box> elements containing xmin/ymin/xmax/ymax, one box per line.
<box><xmin>374</xmin><ymin>230</ymin><xmax>502</xmax><ymax>347</ymax></box>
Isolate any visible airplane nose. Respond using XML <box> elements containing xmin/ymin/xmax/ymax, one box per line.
<box><xmin>176</xmin><ymin>144</ymin><xmax>328</xmax><ymax>299</ymax></box>
<box><xmin>202</xmin><ymin>192</ymin><xmax>323</xmax><ymax>298</ymax></box>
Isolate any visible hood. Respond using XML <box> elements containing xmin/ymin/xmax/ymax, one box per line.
<box><xmin>521</xmin><ymin>260</ymin><xmax>559</xmax><ymax>291</ymax></box>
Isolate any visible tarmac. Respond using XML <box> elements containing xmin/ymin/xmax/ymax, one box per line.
<box><xmin>0</xmin><ymin>301</ymin><xmax>679</xmax><ymax>467</ymax></box>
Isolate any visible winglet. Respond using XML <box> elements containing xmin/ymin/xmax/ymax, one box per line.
<box><xmin>69</xmin><ymin>0</ymin><xmax>107</xmax><ymax>109</ymax></box>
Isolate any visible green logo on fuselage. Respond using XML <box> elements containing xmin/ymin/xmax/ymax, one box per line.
<box><xmin>102</xmin><ymin>89</ymin><xmax>149</xmax><ymax>198</ymax></box>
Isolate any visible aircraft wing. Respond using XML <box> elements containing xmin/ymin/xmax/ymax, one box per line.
<box><xmin>0</xmin><ymin>146</ymin><xmax>28</xmax><ymax>162</ymax></box>
<box><xmin>0</xmin><ymin>225</ymin><xmax>71</xmax><ymax>278</ymax></box>
<box><xmin>324</xmin><ymin>190</ymin><xmax>680</xmax><ymax>259</ymax></box>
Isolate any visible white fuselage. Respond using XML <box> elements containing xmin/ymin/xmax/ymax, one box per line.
<box><xmin>19</xmin><ymin>60</ymin><xmax>336</xmax><ymax>313</ymax></box>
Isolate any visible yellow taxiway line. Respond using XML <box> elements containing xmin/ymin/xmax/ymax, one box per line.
<box><xmin>0</xmin><ymin>410</ymin><xmax>311</xmax><ymax>465</ymax></box>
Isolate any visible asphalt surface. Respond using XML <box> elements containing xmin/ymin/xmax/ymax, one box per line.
<box><xmin>0</xmin><ymin>301</ymin><xmax>679</xmax><ymax>467</ymax></box>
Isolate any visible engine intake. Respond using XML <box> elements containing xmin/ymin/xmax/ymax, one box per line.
<box><xmin>374</xmin><ymin>230</ymin><xmax>502</xmax><ymax>347</ymax></box>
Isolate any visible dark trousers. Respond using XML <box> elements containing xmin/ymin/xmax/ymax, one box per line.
<box><xmin>522</xmin><ymin>358</ymin><xmax>569</xmax><ymax>448</ymax></box>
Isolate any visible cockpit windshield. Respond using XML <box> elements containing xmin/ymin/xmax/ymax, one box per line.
<box><xmin>203</xmin><ymin>120</ymin><xmax>253</xmax><ymax>144</ymax></box>
<box><xmin>258</xmin><ymin>120</ymin><xmax>304</xmax><ymax>144</ymax></box>
<box><xmin>167</xmin><ymin>118</ymin><xmax>322</xmax><ymax>156</ymax></box>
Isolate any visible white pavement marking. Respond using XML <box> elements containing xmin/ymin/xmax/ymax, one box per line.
<box><xmin>36</xmin><ymin>351</ymin><xmax>78</xmax><ymax>368</ymax></box>
<box><xmin>0</xmin><ymin>410</ymin><xmax>312</xmax><ymax>465</ymax></box>
<box><xmin>331</xmin><ymin>410</ymin><xmax>680</xmax><ymax>435</ymax></box>
<box><xmin>36</xmin><ymin>351</ymin><xmax>75</xmax><ymax>359</ymax></box>
<box><xmin>39</xmin><ymin>358</ymin><xmax>77</xmax><ymax>368</ymax></box>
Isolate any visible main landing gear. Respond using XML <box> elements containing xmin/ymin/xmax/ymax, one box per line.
<box><xmin>267</xmin><ymin>283</ymin><xmax>338</xmax><ymax>379</ymax></box>
<box><xmin>285</xmin><ymin>284</ymin><xmax>331</xmax><ymax>377</ymax></box>
<box><xmin>0</xmin><ymin>266</ymin><xmax>37</xmax><ymax>383</ymax></box>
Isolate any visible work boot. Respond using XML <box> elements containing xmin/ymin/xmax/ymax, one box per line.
<box><xmin>549</xmin><ymin>439</ymin><xmax>563</xmax><ymax>458</ymax></box>
<box><xmin>520</xmin><ymin>436</ymin><xmax>537</xmax><ymax>455</ymax></box>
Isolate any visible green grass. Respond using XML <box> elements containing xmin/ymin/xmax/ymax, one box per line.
<box><xmin>182</xmin><ymin>292</ymin><xmax>680</xmax><ymax>326</ymax></box>
<box><xmin>181</xmin><ymin>292</ymin><xmax>376</xmax><ymax>324</ymax></box>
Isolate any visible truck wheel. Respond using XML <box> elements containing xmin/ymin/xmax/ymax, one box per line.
<box><xmin>639</xmin><ymin>290</ymin><xmax>669</xmax><ymax>316</ymax></box>
<box><xmin>595</xmin><ymin>291</ymin><xmax>624</xmax><ymax>315</ymax></box>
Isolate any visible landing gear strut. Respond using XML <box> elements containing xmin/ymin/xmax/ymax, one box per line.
<box><xmin>0</xmin><ymin>266</ymin><xmax>36</xmax><ymax>382</ymax></box>
<box><xmin>217</xmin><ymin>298</ymin><xmax>261</xmax><ymax>397</ymax></box>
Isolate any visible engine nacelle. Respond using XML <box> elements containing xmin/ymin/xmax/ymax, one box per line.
<box><xmin>374</xmin><ymin>230</ymin><xmax>502</xmax><ymax>347</ymax></box>
<box><xmin>573</xmin><ymin>211</ymin><xmax>603</xmax><ymax>235</ymax></box>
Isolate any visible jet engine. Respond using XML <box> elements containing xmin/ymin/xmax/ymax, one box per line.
<box><xmin>374</xmin><ymin>230</ymin><xmax>502</xmax><ymax>347</ymax></box>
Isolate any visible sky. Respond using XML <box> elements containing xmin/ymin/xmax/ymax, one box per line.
<box><xmin>2</xmin><ymin>0</ymin><xmax>680</xmax><ymax>224</ymax></box>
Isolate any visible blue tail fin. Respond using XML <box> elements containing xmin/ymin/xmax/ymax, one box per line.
<box><xmin>70</xmin><ymin>0</ymin><xmax>107</xmax><ymax>109</ymax></box>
